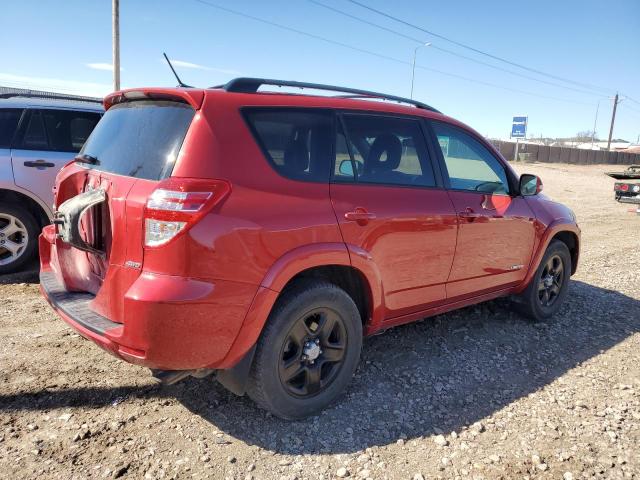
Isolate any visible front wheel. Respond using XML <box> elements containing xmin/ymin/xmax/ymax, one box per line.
<box><xmin>0</xmin><ymin>204</ymin><xmax>39</xmax><ymax>275</ymax></box>
<box><xmin>247</xmin><ymin>281</ymin><xmax>362</xmax><ymax>420</ymax></box>
<box><xmin>514</xmin><ymin>240</ymin><xmax>572</xmax><ymax>321</ymax></box>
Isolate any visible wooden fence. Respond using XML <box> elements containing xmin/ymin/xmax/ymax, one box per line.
<box><xmin>489</xmin><ymin>140</ymin><xmax>640</xmax><ymax>165</ymax></box>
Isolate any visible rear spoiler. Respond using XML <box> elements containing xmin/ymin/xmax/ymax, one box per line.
<box><xmin>104</xmin><ymin>88</ymin><xmax>204</xmax><ymax>110</ymax></box>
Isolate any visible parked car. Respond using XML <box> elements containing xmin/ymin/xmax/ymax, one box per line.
<box><xmin>606</xmin><ymin>165</ymin><xmax>640</xmax><ymax>206</ymax></box>
<box><xmin>39</xmin><ymin>79</ymin><xmax>580</xmax><ymax>419</ymax></box>
<box><xmin>0</xmin><ymin>93</ymin><xmax>102</xmax><ymax>273</ymax></box>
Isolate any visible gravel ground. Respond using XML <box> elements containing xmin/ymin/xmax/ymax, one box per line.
<box><xmin>0</xmin><ymin>163</ymin><xmax>638</xmax><ymax>480</ymax></box>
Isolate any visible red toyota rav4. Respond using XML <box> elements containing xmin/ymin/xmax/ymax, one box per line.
<box><xmin>40</xmin><ymin>78</ymin><xmax>580</xmax><ymax>419</ymax></box>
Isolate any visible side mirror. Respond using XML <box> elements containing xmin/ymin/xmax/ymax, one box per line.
<box><xmin>519</xmin><ymin>174</ymin><xmax>543</xmax><ymax>196</ymax></box>
<box><xmin>339</xmin><ymin>160</ymin><xmax>354</xmax><ymax>176</ymax></box>
<box><xmin>339</xmin><ymin>160</ymin><xmax>363</xmax><ymax>177</ymax></box>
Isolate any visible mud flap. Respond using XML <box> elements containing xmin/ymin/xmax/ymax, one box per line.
<box><xmin>215</xmin><ymin>345</ymin><xmax>257</xmax><ymax>396</ymax></box>
<box><xmin>54</xmin><ymin>189</ymin><xmax>106</xmax><ymax>257</ymax></box>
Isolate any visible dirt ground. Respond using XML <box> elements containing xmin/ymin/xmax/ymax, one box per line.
<box><xmin>0</xmin><ymin>163</ymin><xmax>638</xmax><ymax>480</ymax></box>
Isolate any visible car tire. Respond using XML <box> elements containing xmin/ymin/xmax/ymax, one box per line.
<box><xmin>514</xmin><ymin>240</ymin><xmax>572</xmax><ymax>321</ymax></box>
<box><xmin>0</xmin><ymin>203</ymin><xmax>39</xmax><ymax>275</ymax></box>
<box><xmin>246</xmin><ymin>281</ymin><xmax>363</xmax><ymax>420</ymax></box>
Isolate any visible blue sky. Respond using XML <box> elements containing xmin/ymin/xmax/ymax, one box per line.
<box><xmin>1</xmin><ymin>0</ymin><xmax>639</xmax><ymax>141</ymax></box>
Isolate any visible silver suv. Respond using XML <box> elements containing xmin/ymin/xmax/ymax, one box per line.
<box><xmin>0</xmin><ymin>91</ymin><xmax>103</xmax><ymax>273</ymax></box>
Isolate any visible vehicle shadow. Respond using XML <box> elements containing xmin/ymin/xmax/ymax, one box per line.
<box><xmin>174</xmin><ymin>280</ymin><xmax>639</xmax><ymax>454</ymax></box>
<box><xmin>0</xmin><ymin>385</ymin><xmax>162</xmax><ymax>412</ymax></box>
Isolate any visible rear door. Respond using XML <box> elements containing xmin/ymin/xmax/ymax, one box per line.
<box><xmin>428</xmin><ymin>120</ymin><xmax>536</xmax><ymax>299</ymax></box>
<box><xmin>11</xmin><ymin>108</ymin><xmax>100</xmax><ymax>210</ymax></box>
<box><xmin>330</xmin><ymin>112</ymin><xmax>458</xmax><ymax>319</ymax></box>
<box><xmin>51</xmin><ymin>100</ymin><xmax>196</xmax><ymax>308</ymax></box>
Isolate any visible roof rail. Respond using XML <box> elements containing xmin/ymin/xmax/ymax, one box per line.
<box><xmin>220</xmin><ymin>77</ymin><xmax>440</xmax><ymax>113</ymax></box>
<box><xmin>0</xmin><ymin>87</ymin><xmax>102</xmax><ymax>104</ymax></box>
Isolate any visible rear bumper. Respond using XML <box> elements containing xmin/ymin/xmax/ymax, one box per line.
<box><xmin>39</xmin><ymin>232</ymin><xmax>259</xmax><ymax>371</ymax></box>
<box><xmin>616</xmin><ymin>195</ymin><xmax>640</xmax><ymax>205</ymax></box>
<box><xmin>40</xmin><ymin>270</ymin><xmax>125</xmax><ymax>358</ymax></box>
<box><xmin>40</xmin><ymin>270</ymin><xmax>121</xmax><ymax>336</ymax></box>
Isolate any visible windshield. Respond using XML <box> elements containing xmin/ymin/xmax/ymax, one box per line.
<box><xmin>79</xmin><ymin>100</ymin><xmax>194</xmax><ymax>180</ymax></box>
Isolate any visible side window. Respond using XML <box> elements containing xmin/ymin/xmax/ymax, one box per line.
<box><xmin>21</xmin><ymin>110</ymin><xmax>49</xmax><ymax>150</ymax></box>
<box><xmin>42</xmin><ymin>110</ymin><xmax>100</xmax><ymax>152</ymax></box>
<box><xmin>338</xmin><ymin>114</ymin><xmax>436</xmax><ymax>187</ymax></box>
<box><xmin>431</xmin><ymin>121</ymin><xmax>510</xmax><ymax>194</ymax></box>
<box><xmin>0</xmin><ymin>109</ymin><xmax>22</xmax><ymax>148</ymax></box>
<box><xmin>244</xmin><ymin>109</ymin><xmax>333</xmax><ymax>182</ymax></box>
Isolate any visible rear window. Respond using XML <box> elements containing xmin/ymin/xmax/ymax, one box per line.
<box><xmin>79</xmin><ymin>100</ymin><xmax>194</xmax><ymax>180</ymax></box>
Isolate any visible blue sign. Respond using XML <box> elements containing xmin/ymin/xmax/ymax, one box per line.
<box><xmin>511</xmin><ymin>116</ymin><xmax>528</xmax><ymax>138</ymax></box>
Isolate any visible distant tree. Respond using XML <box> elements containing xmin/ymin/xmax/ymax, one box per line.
<box><xmin>574</xmin><ymin>130</ymin><xmax>596</xmax><ymax>143</ymax></box>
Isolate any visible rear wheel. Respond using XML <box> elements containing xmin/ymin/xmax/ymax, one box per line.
<box><xmin>514</xmin><ymin>240</ymin><xmax>571</xmax><ymax>321</ymax></box>
<box><xmin>247</xmin><ymin>281</ymin><xmax>362</xmax><ymax>420</ymax></box>
<box><xmin>0</xmin><ymin>204</ymin><xmax>38</xmax><ymax>275</ymax></box>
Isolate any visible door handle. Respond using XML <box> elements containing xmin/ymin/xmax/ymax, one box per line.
<box><xmin>344</xmin><ymin>208</ymin><xmax>376</xmax><ymax>225</ymax></box>
<box><xmin>24</xmin><ymin>160</ymin><xmax>55</xmax><ymax>168</ymax></box>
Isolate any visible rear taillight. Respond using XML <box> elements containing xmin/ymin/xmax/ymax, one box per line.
<box><xmin>144</xmin><ymin>178</ymin><xmax>231</xmax><ymax>247</ymax></box>
<box><xmin>147</xmin><ymin>190</ymin><xmax>213</xmax><ymax>212</ymax></box>
<box><xmin>615</xmin><ymin>183</ymin><xmax>629</xmax><ymax>192</ymax></box>
<box><xmin>145</xmin><ymin>218</ymin><xmax>186</xmax><ymax>247</ymax></box>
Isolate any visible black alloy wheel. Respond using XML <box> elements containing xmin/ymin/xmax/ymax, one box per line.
<box><xmin>278</xmin><ymin>307</ymin><xmax>347</xmax><ymax>398</ymax></box>
<box><xmin>537</xmin><ymin>254</ymin><xmax>564</xmax><ymax>307</ymax></box>
<box><xmin>246</xmin><ymin>281</ymin><xmax>362</xmax><ymax>420</ymax></box>
<box><xmin>513</xmin><ymin>239</ymin><xmax>572</xmax><ymax>321</ymax></box>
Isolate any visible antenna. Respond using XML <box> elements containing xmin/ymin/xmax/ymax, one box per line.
<box><xmin>162</xmin><ymin>52</ymin><xmax>193</xmax><ymax>88</ymax></box>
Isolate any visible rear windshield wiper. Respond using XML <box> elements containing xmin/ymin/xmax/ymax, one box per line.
<box><xmin>75</xmin><ymin>154</ymin><xmax>100</xmax><ymax>165</ymax></box>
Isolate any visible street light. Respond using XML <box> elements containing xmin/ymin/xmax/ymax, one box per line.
<box><xmin>410</xmin><ymin>42</ymin><xmax>431</xmax><ymax>99</ymax></box>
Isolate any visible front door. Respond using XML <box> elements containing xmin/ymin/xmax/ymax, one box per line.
<box><xmin>429</xmin><ymin>120</ymin><xmax>536</xmax><ymax>299</ymax></box>
<box><xmin>330</xmin><ymin>113</ymin><xmax>458</xmax><ymax>319</ymax></box>
<box><xmin>11</xmin><ymin>108</ymin><xmax>100</xmax><ymax>209</ymax></box>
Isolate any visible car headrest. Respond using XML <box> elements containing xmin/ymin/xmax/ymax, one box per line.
<box><xmin>283</xmin><ymin>139</ymin><xmax>309</xmax><ymax>175</ymax></box>
<box><xmin>367</xmin><ymin>133</ymin><xmax>402</xmax><ymax>172</ymax></box>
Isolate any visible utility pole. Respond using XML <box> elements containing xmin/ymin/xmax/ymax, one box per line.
<box><xmin>607</xmin><ymin>93</ymin><xmax>619</xmax><ymax>151</ymax></box>
<box><xmin>112</xmin><ymin>0</ymin><xmax>120</xmax><ymax>92</ymax></box>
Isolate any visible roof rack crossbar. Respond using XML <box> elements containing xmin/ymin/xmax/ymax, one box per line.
<box><xmin>220</xmin><ymin>77</ymin><xmax>440</xmax><ymax>113</ymax></box>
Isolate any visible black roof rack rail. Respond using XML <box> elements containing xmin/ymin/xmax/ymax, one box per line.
<box><xmin>220</xmin><ymin>77</ymin><xmax>440</xmax><ymax>113</ymax></box>
<box><xmin>0</xmin><ymin>89</ymin><xmax>102</xmax><ymax>104</ymax></box>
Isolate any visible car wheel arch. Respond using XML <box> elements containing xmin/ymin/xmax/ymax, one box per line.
<box><xmin>259</xmin><ymin>242</ymin><xmax>385</xmax><ymax>330</ymax></box>
<box><xmin>518</xmin><ymin>221</ymin><xmax>580</xmax><ymax>293</ymax></box>
<box><xmin>551</xmin><ymin>230</ymin><xmax>579</xmax><ymax>274</ymax></box>
<box><xmin>0</xmin><ymin>187</ymin><xmax>51</xmax><ymax>228</ymax></box>
<box><xmin>217</xmin><ymin>243</ymin><xmax>384</xmax><ymax>371</ymax></box>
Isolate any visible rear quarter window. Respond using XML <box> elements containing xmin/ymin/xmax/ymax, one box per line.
<box><xmin>79</xmin><ymin>100</ymin><xmax>194</xmax><ymax>181</ymax></box>
<box><xmin>243</xmin><ymin>109</ymin><xmax>333</xmax><ymax>182</ymax></box>
<box><xmin>0</xmin><ymin>109</ymin><xmax>22</xmax><ymax>148</ymax></box>
<box><xmin>42</xmin><ymin>109</ymin><xmax>101</xmax><ymax>152</ymax></box>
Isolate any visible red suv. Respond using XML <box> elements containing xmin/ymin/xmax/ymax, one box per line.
<box><xmin>40</xmin><ymin>78</ymin><xmax>580</xmax><ymax>419</ymax></box>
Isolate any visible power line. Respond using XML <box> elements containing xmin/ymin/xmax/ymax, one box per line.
<box><xmin>619</xmin><ymin>102</ymin><xmax>640</xmax><ymax>118</ymax></box>
<box><xmin>346</xmin><ymin>0</ymin><xmax>613</xmax><ymax>95</ymax></box>
<box><xmin>191</xmin><ymin>0</ymin><xmax>597</xmax><ymax>106</ymax></box>
<box><xmin>414</xmin><ymin>63</ymin><xmax>595</xmax><ymax>106</ymax></box>
<box><xmin>192</xmin><ymin>0</ymin><xmax>406</xmax><ymax>67</ymax></box>
<box><xmin>621</xmin><ymin>93</ymin><xmax>640</xmax><ymax>107</ymax></box>
<box><xmin>308</xmin><ymin>0</ymin><xmax>608</xmax><ymax>99</ymax></box>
